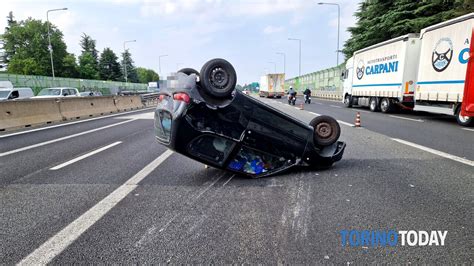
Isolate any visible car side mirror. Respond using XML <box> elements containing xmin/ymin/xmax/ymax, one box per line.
<box><xmin>9</xmin><ymin>91</ymin><xmax>19</xmax><ymax>99</ymax></box>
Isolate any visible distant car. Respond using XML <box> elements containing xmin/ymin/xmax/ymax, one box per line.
<box><xmin>79</xmin><ymin>91</ymin><xmax>103</xmax><ymax>97</ymax></box>
<box><xmin>154</xmin><ymin>58</ymin><xmax>345</xmax><ymax>178</ymax></box>
<box><xmin>0</xmin><ymin>87</ymin><xmax>34</xmax><ymax>101</ymax></box>
<box><xmin>33</xmin><ymin>87</ymin><xmax>80</xmax><ymax>98</ymax></box>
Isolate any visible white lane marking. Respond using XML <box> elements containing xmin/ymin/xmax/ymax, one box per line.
<box><xmin>222</xmin><ymin>174</ymin><xmax>235</xmax><ymax>187</ymax></box>
<box><xmin>50</xmin><ymin>141</ymin><xmax>122</xmax><ymax>170</ymax></box>
<box><xmin>337</xmin><ymin>120</ymin><xmax>354</xmax><ymax>127</ymax></box>
<box><xmin>330</xmin><ymin>105</ymin><xmax>342</xmax><ymax>109</ymax></box>
<box><xmin>462</xmin><ymin>128</ymin><xmax>474</xmax><ymax>132</ymax></box>
<box><xmin>392</xmin><ymin>138</ymin><xmax>473</xmax><ymax>167</ymax></box>
<box><xmin>308</xmin><ymin>112</ymin><xmax>320</xmax><ymax>116</ymax></box>
<box><xmin>0</xmin><ymin>119</ymin><xmax>135</xmax><ymax>157</ymax></box>
<box><xmin>315</xmin><ymin>103</ymin><xmax>323</xmax><ymax>105</ymax></box>
<box><xmin>18</xmin><ymin>149</ymin><xmax>174</xmax><ymax>265</ymax></box>
<box><xmin>389</xmin><ymin>115</ymin><xmax>424</xmax><ymax>122</ymax></box>
<box><xmin>0</xmin><ymin>108</ymin><xmax>154</xmax><ymax>139</ymax></box>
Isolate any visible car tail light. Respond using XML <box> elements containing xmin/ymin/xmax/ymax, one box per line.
<box><xmin>173</xmin><ymin>93</ymin><xmax>190</xmax><ymax>104</ymax></box>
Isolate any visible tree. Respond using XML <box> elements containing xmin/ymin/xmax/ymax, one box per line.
<box><xmin>136</xmin><ymin>67</ymin><xmax>159</xmax><ymax>83</ymax></box>
<box><xmin>98</xmin><ymin>47</ymin><xmax>122</xmax><ymax>81</ymax></box>
<box><xmin>60</xmin><ymin>53</ymin><xmax>79</xmax><ymax>78</ymax></box>
<box><xmin>79</xmin><ymin>33</ymin><xmax>98</xmax><ymax>62</ymax></box>
<box><xmin>2</xmin><ymin>18</ymin><xmax>68</xmax><ymax>76</ymax></box>
<box><xmin>121</xmin><ymin>49</ymin><xmax>138</xmax><ymax>83</ymax></box>
<box><xmin>78</xmin><ymin>33</ymin><xmax>99</xmax><ymax>79</ymax></box>
<box><xmin>78</xmin><ymin>52</ymin><xmax>99</xmax><ymax>79</ymax></box>
<box><xmin>343</xmin><ymin>0</ymin><xmax>474</xmax><ymax>59</ymax></box>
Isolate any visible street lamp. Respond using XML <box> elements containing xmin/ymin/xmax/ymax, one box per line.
<box><xmin>318</xmin><ymin>2</ymin><xmax>341</xmax><ymax>65</ymax></box>
<box><xmin>158</xmin><ymin>54</ymin><xmax>168</xmax><ymax>75</ymax></box>
<box><xmin>268</xmin><ymin>61</ymin><xmax>276</xmax><ymax>73</ymax></box>
<box><xmin>46</xmin><ymin>8</ymin><xmax>68</xmax><ymax>79</ymax></box>
<box><xmin>276</xmin><ymin>52</ymin><xmax>286</xmax><ymax>74</ymax></box>
<box><xmin>123</xmin><ymin>40</ymin><xmax>136</xmax><ymax>83</ymax></box>
<box><xmin>288</xmin><ymin>38</ymin><xmax>302</xmax><ymax>77</ymax></box>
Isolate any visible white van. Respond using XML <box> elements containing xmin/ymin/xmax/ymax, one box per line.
<box><xmin>0</xmin><ymin>87</ymin><xmax>34</xmax><ymax>101</ymax></box>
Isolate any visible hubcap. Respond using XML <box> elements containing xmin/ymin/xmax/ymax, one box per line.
<box><xmin>370</xmin><ymin>99</ymin><xmax>376</xmax><ymax>110</ymax></box>
<box><xmin>316</xmin><ymin>122</ymin><xmax>332</xmax><ymax>139</ymax></box>
<box><xmin>459</xmin><ymin>114</ymin><xmax>469</xmax><ymax>123</ymax></box>
<box><xmin>210</xmin><ymin>68</ymin><xmax>229</xmax><ymax>90</ymax></box>
<box><xmin>381</xmin><ymin>100</ymin><xmax>388</xmax><ymax>110</ymax></box>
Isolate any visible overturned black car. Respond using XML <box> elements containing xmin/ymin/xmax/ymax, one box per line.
<box><xmin>154</xmin><ymin>59</ymin><xmax>345</xmax><ymax>178</ymax></box>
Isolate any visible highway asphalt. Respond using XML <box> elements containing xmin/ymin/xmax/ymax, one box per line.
<box><xmin>0</xmin><ymin>100</ymin><xmax>472</xmax><ymax>264</ymax></box>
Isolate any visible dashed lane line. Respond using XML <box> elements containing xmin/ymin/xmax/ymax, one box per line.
<box><xmin>392</xmin><ymin>138</ymin><xmax>473</xmax><ymax>167</ymax></box>
<box><xmin>50</xmin><ymin>141</ymin><xmax>122</xmax><ymax>170</ymax></box>
<box><xmin>18</xmin><ymin>149</ymin><xmax>174</xmax><ymax>265</ymax></box>
<box><xmin>462</xmin><ymin>128</ymin><xmax>474</xmax><ymax>132</ymax></box>
<box><xmin>0</xmin><ymin>119</ymin><xmax>136</xmax><ymax>157</ymax></box>
<box><xmin>329</xmin><ymin>105</ymin><xmax>342</xmax><ymax>109</ymax></box>
<box><xmin>389</xmin><ymin>115</ymin><xmax>424</xmax><ymax>123</ymax></box>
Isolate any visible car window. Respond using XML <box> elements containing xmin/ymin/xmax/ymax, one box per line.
<box><xmin>227</xmin><ymin>146</ymin><xmax>288</xmax><ymax>175</ymax></box>
<box><xmin>188</xmin><ymin>135</ymin><xmax>235</xmax><ymax>166</ymax></box>
<box><xmin>154</xmin><ymin>110</ymin><xmax>172</xmax><ymax>142</ymax></box>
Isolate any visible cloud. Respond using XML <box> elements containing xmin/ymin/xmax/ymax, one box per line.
<box><xmin>263</xmin><ymin>25</ymin><xmax>285</xmax><ymax>34</ymax></box>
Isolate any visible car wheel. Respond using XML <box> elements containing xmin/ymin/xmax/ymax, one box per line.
<box><xmin>456</xmin><ymin>107</ymin><xmax>474</xmax><ymax>127</ymax></box>
<box><xmin>310</xmin><ymin>115</ymin><xmax>341</xmax><ymax>146</ymax></box>
<box><xmin>369</xmin><ymin>97</ymin><xmax>379</xmax><ymax>112</ymax></box>
<box><xmin>344</xmin><ymin>94</ymin><xmax>353</xmax><ymax>108</ymax></box>
<box><xmin>380</xmin><ymin>98</ymin><xmax>392</xmax><ymax>113</ymax></box>
<box><xmin>200</xmin><ymin>58</ymin><xmax>237</xmax><ymax>98</ymax></box>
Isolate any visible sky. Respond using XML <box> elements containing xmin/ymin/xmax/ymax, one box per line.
<box><xmin>0</xmin><ymin>0</ymin><xmax>360</xmax><ymax>84</ymax></box>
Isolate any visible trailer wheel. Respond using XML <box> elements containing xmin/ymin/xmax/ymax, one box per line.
<box><xmin>369</xmin><ymin>97</ymin><xmax>379</xmax><ymax>112</ymax></box>
<box><xmin>344</xmin><ymin>94</ymin><xmax>353</xmax><ymax>108</ymax></box>
<box><xmin>456</xmin><ymin>107</ymin><xmax>474</xmax><ymax>127</ymax></box>
<box><xmin>380</xmin><ymin>98</ymin><xmax>392</xmax><ymax>113</ymax></box>
<box><xmin>310</xmin><ymin>115</ymin><xmax>341</xmax><ymax>146</ymax></box>
<box><xmin>200</xmin><ymin>58</ymin><xmax>236</xmax><ymax>99</ymax></box>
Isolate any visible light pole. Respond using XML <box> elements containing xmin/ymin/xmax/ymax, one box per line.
<box><xmin>318</xmin><ymin>2</ymin><xmax>341</xmax><ymax>65</ymax></box>
<box><xmin>276</xmin><ymin>52</ymin><xmax>286</xmax><ymax>74</ymax></box>
<box><xmin>47</xmin><ymin>8</ymin><xmax>68</xmax><ymax>79</ymax></box>
<box><xmin>288</xmin><ymin>38</ymin><xmax>302</xmax><ymax>77</ymax></box>
<box><xmin>159</xmin><ymin>54</ymin><xmax>168</xmax><ymax>75</ymax></box>
<box><xmin>123</xmin><ymin>40</ymin><xmax>136</xmax><ymax>83</ymax></box>
<box><xmin>268</xmin><ymin>61</ymin><xmax>276</xmax><ymax>73</ymax></box>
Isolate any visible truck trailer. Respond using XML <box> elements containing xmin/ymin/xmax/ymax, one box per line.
<box><xmin>342</xmin><ymin>33</ymin><xmax>421</xmax><ymax>113</ymax></box>
<box><xmin>343</xmin><ymin>13</ymin><xmax>474</xmax><ymax>126</ymax></box>
<box><xmin>259</xmin><ymin>74</ymin><xmax>285</xmax><ymax>98</ymax></box>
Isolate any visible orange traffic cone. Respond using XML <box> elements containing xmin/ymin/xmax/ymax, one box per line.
<box><xmin>299</xmin><ymin>102</ymin><xmax>304</xmax><ymax>110</ymax></box>
<box><xmin>354</xmin><ymin>112</ymin><xmax>361</xmax><ymax>127</ymax></box>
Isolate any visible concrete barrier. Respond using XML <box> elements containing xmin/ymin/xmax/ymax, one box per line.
<box><xmin>0</xmin><ymin>96</ymin><xmax>148</xmax><ymax>132</ymax></box>
<box><xmin>0</xmin><ymin>99</ymin><xmax>63</xmax><ymax>131</ymax></box>
<box><xmin>114</xmin><ymin>95</ymin><xmax>144</xmax><ymax>111</ymax></box>
<box><xmin>59</xmin><ymin>96</ymin><xmax>118</xmax><ymax>120</ymax></box>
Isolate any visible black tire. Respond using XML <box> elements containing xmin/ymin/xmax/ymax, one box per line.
<box><xmin>310</xmin><ymin>115</ymin><xmax>341</xmax><ymax>146</ymax></box>
<box><xmin>380</xmin><ymin>98</ymin><xmax>392</xmax><ymax>113</ymax></box>
<box><xmin>200</xmin><ymin>58</ymin><xmax>237</xmax><ymax>98</ymax></box>
<box><xmin>456</xmin><ymin>106</ymin><xmax>474</xmax><ymax>127</ymax></box>
<box><xmin>344</xmin><ymin>94</ymin><xmax>353</xmax><ymax>108</ymax></box>
<box><xmin>369</xmin><ymin>97</ymin><xmax>379</xmax><ymax>112</ymax></box>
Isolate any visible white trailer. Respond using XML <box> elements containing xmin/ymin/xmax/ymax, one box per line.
<box><xmin>259</xmin><ymin>74</ymin><xmax>285</xmax><ymax>98</ymax></box>
<box><xmin>415</xmin><ymin>13</ymin><xmax>474</xmax><ymax>126</ymax></box>
<box><xmin>342</xmin><ymin>34</ymin><xmax>421</xmax><ymax>112</ymax></box>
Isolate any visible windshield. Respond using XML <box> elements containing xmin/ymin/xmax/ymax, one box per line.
<box><xmin>0</xmin><ymin>91</ymin><xmax>10</xmax><ymax>98</ymax></box>
<box><xmin>38</xmin><ymin>88</ymin><xmax>61</xmax><ymax>96</ymax></box>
